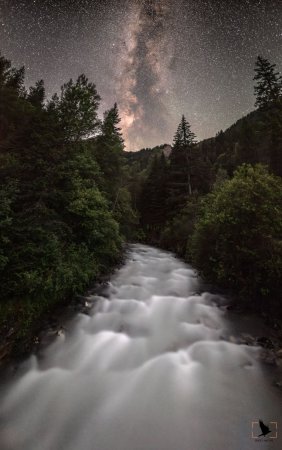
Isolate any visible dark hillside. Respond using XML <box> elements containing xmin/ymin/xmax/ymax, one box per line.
<box><xmin>198</xmin><ymin>101</ymin><xmax>282</xmax><ymax>176</ymax></box>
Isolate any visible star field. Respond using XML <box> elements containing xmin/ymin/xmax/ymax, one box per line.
<box><xmin>1</xmin><ymin>0</ymin><xmax>282</xmax><ymax>150</ymax></box>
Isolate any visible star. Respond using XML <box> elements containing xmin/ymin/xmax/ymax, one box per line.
<box><xmin>1</xmin><ymin>0</ymin><xmax>281</xmax><ymax>150</ymax></box>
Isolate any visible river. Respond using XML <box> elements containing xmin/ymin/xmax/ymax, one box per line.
<box><xmin>0</xmin><ymin>244</ymin><xmax>281</xmax><ymax>449</ymax></box>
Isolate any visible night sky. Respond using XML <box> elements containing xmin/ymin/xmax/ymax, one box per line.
<box><xmin>1</xmin><ymin>0</ymin><xmax>282</xmax><ymax>150</ymax></box>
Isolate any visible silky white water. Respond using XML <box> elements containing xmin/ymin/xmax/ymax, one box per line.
<box><xmin>1</xmin><ymin>244</ymin><xmax>281</xmax><ymax>449</ymax></box>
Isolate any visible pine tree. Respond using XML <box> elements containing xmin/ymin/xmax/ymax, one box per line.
<box><xmin>0</xmin><ymin>55</ymin><xmax>29</xmax><ymax>143</ymax></box>
<box><xmin>101</xmin><ymin>103</ymin><xmax>124</xmax><ymax>147</ymax></box>
<box><xmin>254</xmin><ymin>56</ymin><xmax>281</xmax><ymax>109</ymax></box>
<box><xmin>0</xmin><ymin>53</ymin><xmax>11</xmax><ymax>86</ymax></box>
<box><xmin>28</xmin><ymin>80</ymin><xmax>45</xmax><ymax>108</ymax></box>
<box><xmin>92</xmin><ymin>103</ymin><xmax>137</xmax><ymax>237</ymax></box>
<box><xmin>167</xmin><ymin>116</ymin><xmax>196</xmax><ymax>216</ymax></box>
<box><xmin>173</xmin><ymin>115</ymin><xmax>196</xmax><ymax>147</ymax></box>
<box><xmin>5</xmin><ymin>66</ymin><xmax>25</xmax><ymax>95</ymax></box>
<box><xmin>93</xmin><ymin>103</ymin><xmax>124</xmax><ymax>196</ymax></box>
<box><xmin>101</xmin><ymin>104</ymin><xmax>125</xmax><ymax>209</ymax></box>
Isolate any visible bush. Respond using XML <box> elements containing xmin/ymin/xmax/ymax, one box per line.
<box><xmin>190</xmin><ymin>164</ymin><xmax>282</xmax><ymax>314</ymax></box>
<box><xmin>160</xmin><ymin>195</ymin><xmax>199</xmax><ymax>256</ymax></box>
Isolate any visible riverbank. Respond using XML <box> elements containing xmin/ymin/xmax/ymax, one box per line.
<box><xmin>1</xmin><ymin>244</ymin><xmax>282</xmax><ymax>394</ymax></box>
<box><xmin>223</xmin><ymin>306</ymin><xmax>282</xmax><ymax>391</ymax></box>
<box><xmin>1</xmin><ymin>244</ymin><xmax>281</xmax><ymax>450</ymax></box>
<box><xmin>0</xmin><ymin>247</ymin><xmax>128</xmax><ymax>372</ymax></box>
<box><xmin>196</xmin><ymin>282</ymin><xmax>282</xmax><ymax>390</ymax></box>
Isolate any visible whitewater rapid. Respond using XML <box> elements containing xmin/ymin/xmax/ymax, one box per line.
<box><xmin>0</xmin><ymin>244</ymin><xmax>281</xmax><ymax>449</ymax></box>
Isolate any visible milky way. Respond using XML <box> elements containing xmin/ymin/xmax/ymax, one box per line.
<box><xmin>1</xmin><ymin>0</ymin><xmax>282</xmax><ymax>150</ymax></box>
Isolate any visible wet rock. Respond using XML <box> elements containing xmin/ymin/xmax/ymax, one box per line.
<box><xmin>77</xmin><ymin>298</ymin><xmax>94</xmax><ymax>315</ymax></box>
<box><xmin>275</xmin><ymin>349</ymin><xmax>282</xmax><ymax>367</ymax></box>
<box><xmin>259</xmin><ymin>349</ymin><xmax>277</xmax><ymax>366</ymax></box>
<box><xmin>228</xmin><ymin>335</ymin><xmax>239</xmax><ymax>344</ymax></box>
<box><xmin>56</xmin><ymin>326</ymin><xmax>66</xmax><ymax>336</ymax></box>
<box><xmin>76</xmin><ymin>295</ymin><xmax>88</xmax><ymax>304</ymax></box>
<box><xmin>226</xmin><ymin>305</ymin><xmax>234</xmax><ymax>311</ymax></box>
<box><xmin>209</xmin><ymin>295</ymin><xmax>229</xmax><ymax>307</ymax></box>
<box><xmin>256</xmin><ymin>336</ymin><xmax>275</xmax><ymax>349</ymax></box>
<box><xmin>33</xmin><ymin>337</ymin><xmax>40</xmax><ymax>345</ymax></box>
<box><xmin>274</xmin><ymin>380</ymin><xmax>282</xmax><ymax>390</ymax></box>
<box><xmin>241</xmin><ymin>333</ymin><xmax>256</xmax><ymax>346</ymax></box>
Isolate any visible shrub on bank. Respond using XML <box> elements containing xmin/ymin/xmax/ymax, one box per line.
<box><xmin>190</xmin><ymin>164</ymin><xmax>282</xmax><ymax>315</ymax></box>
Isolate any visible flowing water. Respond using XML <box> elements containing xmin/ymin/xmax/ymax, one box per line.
<box><xmin>1</xmin><ymin>244</ymin><xmax>281</xmax><ymax>450</ymax></box>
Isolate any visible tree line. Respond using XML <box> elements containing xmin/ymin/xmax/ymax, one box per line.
<box><xmin>0</xmin><ymin>52</ymin><xmax>136</xmax><ymax>351</ymax></box>
<box><xmin>136</xmin><ymin>55</ymin><xmax>282</xmax><ymax>317</ymax></box>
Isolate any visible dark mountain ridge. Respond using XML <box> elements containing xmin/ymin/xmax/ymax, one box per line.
<box><xmin>128</xmin><ymin>101</ymin><xmax>282</xmax><ymax>178</ymax></box>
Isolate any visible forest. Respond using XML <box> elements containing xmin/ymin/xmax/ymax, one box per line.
<box><xmin>0</xmin><ymin>52</ymin><xmax>282</xmax><ymax>357</ymax></box>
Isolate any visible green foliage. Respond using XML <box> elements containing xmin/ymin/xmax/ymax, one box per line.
<box><xmin>0</xmin><ymin>53</ymin><xmax>130</xmax><ymax>351</ymax></box>
<box><xmin>200</xmin><ymin>100</ymin><xmax>282</xmax><ymax>178</ymax></box>
<box><xmin>124</xmin><ymin>145</ymin><xmax>168</xmax><ymax>223</ymax></box>
<box><xmin>48</xmin><ymin>74</ymin><xmax>101</xmax><ymax>141</ymax></box>
<box><xmin>160</xmin><ymin>195</ymin><xmax>199</xmax><ymax>256</ymax></box>
<box><xmin>0</xmin><ymin>180</ymin><xmax>17</xmax><ymax>272</ymax></box>
<box><xmin>112</xmin><ymin>186</ymin><xmax>138</xmax><ymax>239</ymax></box>
<box><xmin>127</xmin><ymin>57</ymin><xmax>282</xmax><ymax>321</ymax></box>
<box><xmin>135</xmin><ymin>119</ymin><xmax>213</xmax><ymax>244</ymax></box>
<box><xmin>101</xmin><ymin>102</ymin><xmax>124</xmax><ymax>146</ymax></box>
<box><xmin>124</xmin><ymin>145</ymin><xmax>166</xmax><ymax>171</ymax></box>
<box><xmin>0</xmin><ymin>53</ymin><xmax>25</xmax><ymax>95</ymax></box>
<box><xmin>2</xmin><ymin>47</ymin><xmax>282</xmax><ymax>353</ymax></box>
<box><xmin>196</xmin><ymin>57</ymin><xmax>282</xmax><ymax>178</ymax></box>
<box><xmin>138</xmin><ymin>153</ymin><xmax>168</xmax><ymax>239</ymax></box>
<box><xmin>259</xmin><ymin>101</ymin><xmax>282</xmax><ymax>177</ymax></box>
<box><xmin>92</xmin><ymin>104</ymin><xmax>124</xmax><ymax>198</ymax></box>
<box><xmin>190</xmin><ymin>165</ymin><xmax>282</xmax><ymax>313</ymax></box>
<box><xmin>92</xmin><ymin>103</ymin><xmax>138</xmax><ymax>239</ymax></box>
<box><xmin>166</xmin><ymin>117</ymin><xmax>212</xmax><ymax>218</ymax></box>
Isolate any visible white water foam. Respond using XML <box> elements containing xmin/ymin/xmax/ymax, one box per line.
<box><xmin>0</xmin><ymin>244</ymin><xmax>281</xmax><ymax>449</ymax></box>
